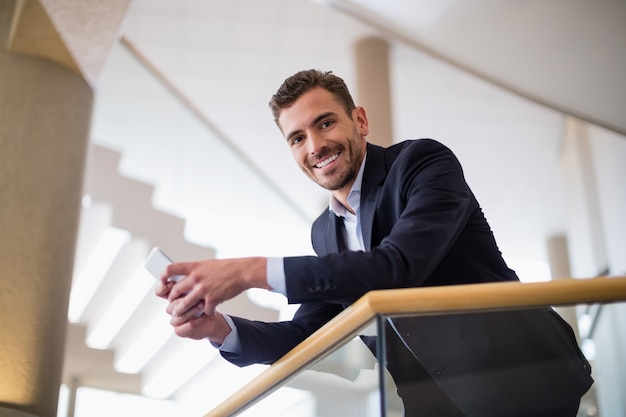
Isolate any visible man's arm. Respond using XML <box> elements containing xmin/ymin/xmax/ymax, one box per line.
<box><xmin>284</xmin><ymin>140</ymin><xmax>475</xmax><ymax>304</ymax></box>
<box><xmin>160</xmin><ymin>141</ymin><xmax>475</xmax><ymax>314</ymax></box>
<box><xmin>158</xmin><ymin>256</ymin><xmax>270</xmax><ymax>318</ymax></box>
<box><xmin>155</xmin><ymin>257</ymin><xmax>287</xmax><ymax>351</ymax></box>
<box><xmin>221</xmin><ymin>301</ymin><xmax>345</xmax><ymax>366</ymax></box>
<box><xmin>156</xmin><ymin>268</ymin><xmax>344</xmax><ymax>366</ymax></box>
<box><xmin>155</xmin><ymin>282</ymin><xmax>233</xmax><ymax>345</ymax></box>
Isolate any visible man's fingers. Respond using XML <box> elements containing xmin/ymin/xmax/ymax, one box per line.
<box><xmin>163</xmin><ymin>261</ymin><xmax>195</xmax><ymax>281</ymax></box>
<box><xmin>169</xmin><ymin>301</ymin><xmax>205</xmax><ymax>325</ymax></box>
<box><xmin>155</xmin><ymin>281</ymin><xmax>174</xmax><ymax>298</ymax></box>
<box><xmin>170</xmin><ymin>296</ymin><xmax>205</xmax><ymax>318</ymax></box>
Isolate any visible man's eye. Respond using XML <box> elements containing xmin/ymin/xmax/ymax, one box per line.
<box><xmin>291</xmin><ymin>136</ymin><xmax>303</xmax><ymax>145</ymax></box>
<box><xmin>321</xmin><ymin>120</ymin><xmax>334</xmax><ymax>129</ymax></box>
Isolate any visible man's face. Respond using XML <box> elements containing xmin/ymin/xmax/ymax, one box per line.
<box><xmin>278</xmin><ymin>88</ymin><xmax>369</xmax><ymax>196</ymax></box>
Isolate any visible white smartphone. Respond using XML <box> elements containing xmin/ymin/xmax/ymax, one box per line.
<box><xmin>145</xmin><ymin>247</ymin><xmax>203</xmax><ymax>317</ymax></box>
<box><xmin>144</xmin><ymin>247</ymin><xmax>184</xmax><ymax>282</ymax></box>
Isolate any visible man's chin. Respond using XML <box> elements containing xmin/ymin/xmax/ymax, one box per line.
<box><xmin>314</xmin><ymin>175</ymin><xmax>349</xmax><ymax>191</ymax></box>
<box><xmin>310</xmin><ymin>176</ymin><xmax>335</xmax><ymax>191</ymax></box>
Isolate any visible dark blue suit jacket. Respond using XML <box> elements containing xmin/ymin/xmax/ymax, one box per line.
<box><xmin>224</xmin><ymin>139</ymin><xmax>592</xmax><ymax>415</ymax></box>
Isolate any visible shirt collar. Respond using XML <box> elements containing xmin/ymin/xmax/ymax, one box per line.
<box><xmin>329</xmin><ymin>152</ymin><xmax>367</xmax><ymax>218</ymax></box>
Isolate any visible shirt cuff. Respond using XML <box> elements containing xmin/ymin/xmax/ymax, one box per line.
<box><xmin>211</xmin><ymin>314</ymin><xmax>242</xmax><ymax>354</ymax></box>
<box><xmin>267</xmin><ymin>256</ymin><xmax>287</xmax><ymax>296</ymax></box>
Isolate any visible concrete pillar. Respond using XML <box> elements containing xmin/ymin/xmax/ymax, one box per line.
<box><xmin>546</xmin><ymin>235</ymin><xmax>581</xmax><ymax>340</ymax></box>
<box><xmin>354</xmin><ymin>37</ymin><xmax>393</xmax><ymax>147</ymax></box>
<box><xmin>559</xmin><ymin>117</ymin><xmax>608</xmax><ymax>277</ymax></box>
<box><xmin>1</xmin><ymin>2</ymin><xmax>130</xmax><ymax>415</ymax></box>
<box><xmin>0</xmin><ymin>35</ymin><xmax>93</xmax><ymax>417</ymax></box>
<box><xmin>558</xmin><ymin>117</ymin><xmax>612</xmax><ymax>416</ymax></box>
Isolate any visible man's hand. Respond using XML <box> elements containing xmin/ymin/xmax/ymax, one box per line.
<box><xmin>156</xmin><ymin>257</ymin><xmax>270</xmax><ymax>316</ymax></box>
<box><xmin>166</xmin><ymin>304</ymin><xmax>232</xmax><ymax>345</ymax></box>
<box><xmin>154</xmin><ymin>257</ymin><xmax>269</xmax><ymax>344</ymax></box>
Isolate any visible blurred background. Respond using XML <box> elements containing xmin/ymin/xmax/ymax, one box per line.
<box><xmin>2</xmin><ymin>1</ymin><xmax>625</xmax><ymax>416</ymax></box>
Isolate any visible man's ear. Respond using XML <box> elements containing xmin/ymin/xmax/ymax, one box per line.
<box><xmin>354</xmin><ymin>106</ymin><xmax>370</xmax><ymax>136</ymax></box>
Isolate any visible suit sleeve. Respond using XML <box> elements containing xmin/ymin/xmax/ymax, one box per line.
<box><xmin>221</xmin><ymin>301</ymin><xmax>343</xmax><ymax>366</ymax></box>
<box><xmin>284</xmin><ymin>140</ymin><xmax>476</xmax><ymax>304</ymax></box>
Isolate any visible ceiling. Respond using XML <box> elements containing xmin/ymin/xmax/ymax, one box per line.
<box><xmin>66</xmin><ymin>0</ymin><xmax>626</xmax><ymax>413</ymax></box>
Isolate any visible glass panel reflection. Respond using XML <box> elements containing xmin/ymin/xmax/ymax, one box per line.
<box><xmin>237</xmin><ymin>336</ymin><xmax>381</xmax><ymax>417</ymax></box>
<box><xmin>379</xmin><ymin>302</ymin><xmax>625</xmax><ymax>417</ymax></box>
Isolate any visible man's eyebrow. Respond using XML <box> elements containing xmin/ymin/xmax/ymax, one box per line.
<box><xmin>285</xmin><ymin>111</ymin><xmax>337</xmax><ymax>142</ymax></box>
<box><xmin>311</xmin><ymin>111</ymin><xmax>336</xmax><ymax>127</ymax></box>
<box><xmin>285</xmin><ymin>127</ymin><xmax>303</xmax><ymax>142</ymax></box>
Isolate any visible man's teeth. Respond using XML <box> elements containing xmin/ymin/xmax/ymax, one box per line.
<box><xmin>316</xmin><ymin>154</ymin><xmax>339</xmax><ymax>168</ymax></box>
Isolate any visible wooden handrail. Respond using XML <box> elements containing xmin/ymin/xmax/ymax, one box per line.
<box><xmin>203</xmin><ymin>276</ymin><xmax>626</xmax><ymax>417</ymax></box>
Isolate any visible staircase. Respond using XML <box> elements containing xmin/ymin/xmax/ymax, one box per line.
<box><xmin>62</xmin><ymin>144</ymin><xmax>279</xmax><ymax>402</ymax></box>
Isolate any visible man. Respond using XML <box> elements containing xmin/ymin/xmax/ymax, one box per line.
<box><xmin>156</xmin><ymin>69</ymin><xmax>593</xmax><ymax>416</ymax></box>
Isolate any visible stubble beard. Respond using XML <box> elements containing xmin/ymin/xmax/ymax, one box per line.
<box><xmin>308</xmin><ymin>135</ymin><xmax>364</xmax><ymax>191</ymax></box>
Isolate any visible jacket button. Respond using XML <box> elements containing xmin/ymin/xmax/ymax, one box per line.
<box><xmin>433</xmin><ymin>365</ymin><xmax>447</xmax><ymax>376</ymax></box>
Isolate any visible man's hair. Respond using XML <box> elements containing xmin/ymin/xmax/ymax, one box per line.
<box><xmin>269</xmin><ymin>69</ymin><xmax>356</xmax><ymax>124</ymax></box>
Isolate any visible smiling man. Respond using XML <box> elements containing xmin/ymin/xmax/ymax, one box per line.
<box><xmin>156</xmin><ymin>69</ymin><xmax>593</xmax><ymax>416</ymax></box>
<box><xmin>281</xmin><ymin>86</ymin><xmax>367</xmax><ymax>201</ymax></box>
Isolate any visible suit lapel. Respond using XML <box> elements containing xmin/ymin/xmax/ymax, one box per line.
<box><xmin>319</xmin><ymin>211</ymin><xmax>343</xmax><ymax>254</ymax></box>
<box><xmin>360</xmin><ymin>143</ymin><xmax>387</xmax><ymax>251</ymax></box>
<box><xmin>319</xmin><ymin>143</ymin><xmax>389</xmax><ymax>254</ymax></box>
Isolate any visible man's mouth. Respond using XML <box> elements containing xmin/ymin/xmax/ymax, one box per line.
<box><xmin>314</xmin><ymin>153</ymin><xmax>339</xmax><ymax>169</ymax></box>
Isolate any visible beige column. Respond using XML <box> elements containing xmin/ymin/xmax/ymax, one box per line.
<box><xmin>354</xmin><ymin>37</ymin><xmax>393</xmax><ymax>147</ymax></box>
<box><xmin>546</xmin><ymin>235</ymin><xmax>581</xmax><ymax>338</ymax></box>
<box><xmin>546</xmin><ymin>237</ymin><xmax>601</xmax><ymax>417</ymax></box>
<box><xmin>1</xmin><ymin>1</ymin><xmax>129</xmax><ymax>416</ymax></box>
<box><xmin>0</xmin><ymin>46</ymin><xmax>92</xmax><ymax>417</ymax></box>
<box><xmin>0</xmin><ymin>31</ymin><xmax>92</xmax><ymax>417</ymax></box>
<box><xmin>560</xmin><ymin>116</ymin><xmax>608</xmax><ymax>277</ymax></box>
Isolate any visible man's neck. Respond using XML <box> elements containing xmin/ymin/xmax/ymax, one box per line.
<box><xmin>331</xmin><ymin>184</ymin><xmax>356</xmax><ymax>215</ymax></box>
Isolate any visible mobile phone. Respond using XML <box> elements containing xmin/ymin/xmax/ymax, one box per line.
<box><xmin>144</xmin><ymin>247</ymin><xmax>184</xmax><ymax>282</ymax></box>
<box><xmin>145</xmin><ymin>247</ymin><xmax>204</xmax><ymax>317</ymax></box>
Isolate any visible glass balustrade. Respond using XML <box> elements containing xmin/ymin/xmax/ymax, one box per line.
<box><xmin>202</xmin><ymin>278</ymin><xmax>626</xmax><ymax>417</ymax></box>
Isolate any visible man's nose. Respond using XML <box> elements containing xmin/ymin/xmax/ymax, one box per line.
<box><xmin>307</xmin><ymin>132</ymin><xmax>327</xmax><ymax>155</ymax></box>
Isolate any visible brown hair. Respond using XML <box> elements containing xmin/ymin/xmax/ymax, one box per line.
<box><xmin>269</xmin><ymin>69</ymin><xmax>356</xmax><ymax>124</ymax></box>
